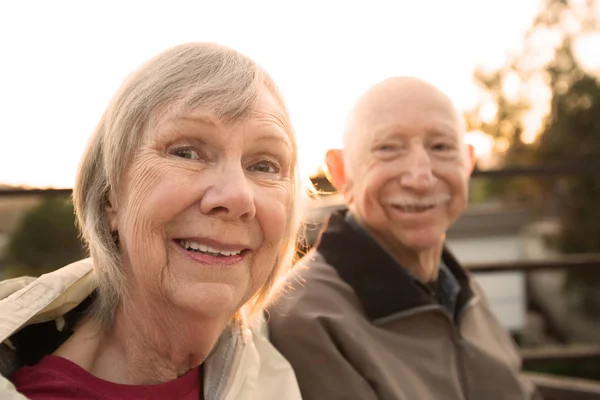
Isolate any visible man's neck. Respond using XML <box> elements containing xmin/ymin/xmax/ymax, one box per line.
<box><xmin>55</xmin><ymin>292</ymin><xmax>231</xmax><ymax>385</ymax></box>
<box><xmin>379</xmin><ymin>238</ymin><xmax>443</xmax><ymax>283</ymax></box>
<box><xmin>348</xmin><ymin>212</ymin><xmax>444</xmax><ymax>283</ymax></box>
<box><xmin>392</xmin><ymin>246</ymin><xmax>442</xmax><ymax>283</ymax></box>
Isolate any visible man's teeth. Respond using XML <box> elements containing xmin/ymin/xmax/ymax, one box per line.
<box><xmin>393</xmin><ymin>204</ymin><xmax>434</xmax><ymax>213</ymax></box>
<box><xmin>179</xmin><ymin>240</ymin><xmax>242</xmax><ymax>256</ymax></box>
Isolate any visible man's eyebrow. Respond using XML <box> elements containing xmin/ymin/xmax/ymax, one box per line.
<box><xmin>425</xmin><ymin>119</ymin><xmax>462</xmax><ymax>135</ymax></box>
<box><xmin>373</xmin><ymin>122</ymin><xmax>409</xmax><ymax>135</ymax></box>
<box><xmin>426</xmin><ymin>127</ymin><xmax>460</xmax><ymax>138</ymax></box>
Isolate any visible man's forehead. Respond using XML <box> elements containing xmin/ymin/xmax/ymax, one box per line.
<box><xmin>358</xmin><ymin>78</ymin><xmax>456</xmax><ymax>116</ymax></box>
<box><xmin>350</xmin><ymin>78</ymin><xmax>463</xmax><ymax>138</ymax></box>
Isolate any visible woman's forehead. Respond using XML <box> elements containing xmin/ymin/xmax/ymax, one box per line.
<box><xmin>159</xmin><ymin>84</ymin><xmax>285</xmax><ymax>125</ymax></box>
<box><xmin>250</xmin><ymin>87</ymin><xmax>289</xmax><ymax>127</ymax></box>
<box><xmin>150</xmin><ymin>101</ymin><xmax>292</xmax><ymax>147</ymax></box>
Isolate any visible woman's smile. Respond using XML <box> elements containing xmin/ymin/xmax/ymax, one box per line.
<box><xmin>173</xmin><ymin>238</ymin><xmax>250</xmax><ymax>266</ymax></box>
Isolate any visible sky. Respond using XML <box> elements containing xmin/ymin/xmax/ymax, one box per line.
<box><xmin>0</xmin><ymin>0</ymin><xmax>545</xmax><ymax>188</ymax></box>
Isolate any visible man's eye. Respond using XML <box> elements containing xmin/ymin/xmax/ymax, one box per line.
<box><xmin>376</xmin><ymin>144</ymin><xmax>397</xmax><ymax>152</ymax></box>
<box><xmin>172</xmin><ymin>148</ymin><xmax>200</xmax><ymax>160</ymax></box>
<box><xmin>432</xmin><ymin>143</ymin><xmax>452</xmax><ymax>151</ymax></box>
<box><xmin>250</xmin><ymin>161</ymin><xmax>279</xmax><ymax>174</ymax></box>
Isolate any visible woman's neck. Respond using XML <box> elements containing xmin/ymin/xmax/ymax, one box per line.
<box><xmin>55</xmin><ymin>293</ymin><xmax>232</xmax><ymax>385</ymax></box>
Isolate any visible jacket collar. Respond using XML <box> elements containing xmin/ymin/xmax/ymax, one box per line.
<box><xmin>315</xmin><ymin>209</ymin><xmax>475</xmax><ymax>322</ymax></box>
<box><xmin>0</xmin><ymin>259</ymin><xmax>95</xmax><ymax>345</ymax></box>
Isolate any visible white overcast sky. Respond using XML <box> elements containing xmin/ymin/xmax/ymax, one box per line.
<box><xmin>0</xmin><ymin>0</ymin><xmax>544</xmax><ymax>188</ymax></box>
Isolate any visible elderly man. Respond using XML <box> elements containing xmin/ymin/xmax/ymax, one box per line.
<box><xmin>269</xmin><ymin>77</ymin><xmax>539</xmax><ymax>399</ymax></box>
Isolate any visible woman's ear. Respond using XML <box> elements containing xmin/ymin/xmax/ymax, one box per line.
<box><xmin>325</xmin><ymin>149</ymin><xmax>347</xmax><ymax>191</ymax></box>
<box><xmin>105</xmin><ymin>191</ymin><xmax>119</xmax><ymax>232</ymax></box>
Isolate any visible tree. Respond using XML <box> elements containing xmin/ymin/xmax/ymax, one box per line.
<box><xmin>469</xmin><ymin>0</ymin><xmax>600</xmax><ymax>315</ymax></box>
<box><xmin>538</xmin><ymin>51</ymin><xmax>600</xmax><ymax>315</ymax></box>
<box><xmin>7</xmin><ymin>196</ymin><xmax>85</xmax><ymax>276</ymax></box>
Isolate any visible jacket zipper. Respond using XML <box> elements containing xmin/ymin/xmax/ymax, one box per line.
<box><xmin>452</xmin><ymin>297</ymin><xmax>479</xmax><ymax>400</ymax></box>
<box><xmin>452</xmin><ymin>328</ymin><xmax>470</xmax><ymax>400</ymax></box>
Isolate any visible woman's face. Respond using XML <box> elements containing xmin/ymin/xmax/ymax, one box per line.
<box><xmin>107</xmin><ymin>88</ymin><xmax>294</xmax><ymax>318</ymax></box>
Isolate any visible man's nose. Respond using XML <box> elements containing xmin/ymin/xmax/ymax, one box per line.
<box><xmin>398</xmin><ymin>147</ymin><xmax>437</xmax><ymax>192</ymax></box>
<box><xmin>199</xmin><ymin>164</ymin><xmax>256</xmax><ymax>221</ymax></box>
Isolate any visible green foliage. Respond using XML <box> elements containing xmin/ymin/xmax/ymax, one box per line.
<box><xmin>7</xmin><ymin>196</ymin><xmax>85</xmax><ymax>276</ymax></box>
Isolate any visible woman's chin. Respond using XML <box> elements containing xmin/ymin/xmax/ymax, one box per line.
<box><xmin>168</xmin><ymin>282</ymin><xmax>247</xmax><ymax>319</ymax></box>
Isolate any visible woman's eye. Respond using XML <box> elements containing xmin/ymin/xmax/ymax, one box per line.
<box><xmin>172</xmin><ymin>148</ymin><xmax>200</xmax><ymax>160</ymax></box>
<box><xmin>250</xmin><ymin>161</ymin><xmax>279</xmax><ymax>174</ymax></box>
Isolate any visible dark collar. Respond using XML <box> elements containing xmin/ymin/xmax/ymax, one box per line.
<box><xmin>315</xmin><ymin>209</ymin><xmax>475</xmax><ymax>322</ymax></box>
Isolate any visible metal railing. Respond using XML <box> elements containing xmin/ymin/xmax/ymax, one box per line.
<box><xmin>521</xmin><ymin>344</ymin><xmax>600</xmax><ymax>365</ymax></box>
<box><xmin>466</xmin><ymin>253</ymin><xmax>600</xmax><ymax>273</ymax></box>
<box><xmin>525</xmin><ymin>372</ymin><xmax>600</xmax><ymax>400</ymax></box>
<box><xmin>471</xmin><ymin>162</ymin><xmax>600</xmax><ymax>178</ymax></box>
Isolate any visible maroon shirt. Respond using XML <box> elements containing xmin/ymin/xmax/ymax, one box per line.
<box><xmin>11</xmin><ymin>355</ymin><xmax>203</xmax><ymax>400</ymax></box>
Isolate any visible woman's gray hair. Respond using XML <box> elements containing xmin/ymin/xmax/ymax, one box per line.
<box><xmin>73</xmin><ymin>42</ymin><xmax>304</xmax><ymax>327</ymax></box>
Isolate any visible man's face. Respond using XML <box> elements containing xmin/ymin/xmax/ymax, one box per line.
<box><xmin>344</xmin><ymin>83</ymin><xmax>474</xmax><ymax>252</ymax></box>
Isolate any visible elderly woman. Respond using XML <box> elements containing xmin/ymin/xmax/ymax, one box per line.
<box><xmin>0</xmin><ymin>42</ymin><xmax>304</xmax><ymax>399</ymax></box>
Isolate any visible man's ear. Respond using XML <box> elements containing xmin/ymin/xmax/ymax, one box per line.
<box><xmin>105</xmin><ymin>191</ymin><xmax>119</xmax><ymax>232</ymax></box>
<box><xmin>325</xmin><ymin>149</ymin><xmax>347</xmax><ymax>191</ymax></box>
<box><xmin>466</xmin><ymin>144</ymin><xmax>476</xmax><ymax>175</ymax></box>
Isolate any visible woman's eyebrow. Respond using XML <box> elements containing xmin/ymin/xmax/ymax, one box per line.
<box><xmin>177</xmin><ymin>114</ymin><xmax>218</xmax><ymax>127</ymax></box>
<box><xmin>253</xmin><ymin>133</ymin><xmax>292</xmax><ymax>151</ymax></box>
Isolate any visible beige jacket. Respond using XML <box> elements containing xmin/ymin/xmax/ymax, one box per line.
<box><xmin>0</xmin><ymin>259</ymin><xmax>302</xmax><ymax>400</ymax></box>
<box><xmin>269</xmin><ymin>210</ymin><xmax>540</xmax><ymax>400</ymax></box>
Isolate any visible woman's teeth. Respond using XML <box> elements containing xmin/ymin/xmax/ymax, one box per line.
<box><xmin>178</xmin><ymin>240</ymin><xmax>242</xmax><ymax>256</ymax></box>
